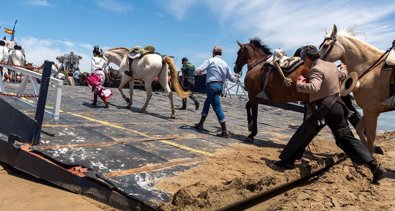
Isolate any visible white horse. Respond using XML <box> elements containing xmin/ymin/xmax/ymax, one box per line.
<box><xmin>319</xmin><ymin>25</ymin><xmax>395</xmax><ymax>153</ymax></box>
<box><xmin>104</xmin><ymin>47</ymin><xmax>190</xmax><ymax>118</ymax></box>
<box><xmin>9</xmin><ymin>49</ymin><xmax>26</xmax><ymax>66</ymax></box>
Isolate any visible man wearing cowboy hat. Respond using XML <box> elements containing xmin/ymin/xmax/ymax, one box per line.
<box><xmin>274</xmin><ymin>45</ymin><xmax>386</xmax><ymax>184</ymax></box>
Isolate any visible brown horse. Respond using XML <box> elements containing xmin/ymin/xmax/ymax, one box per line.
<box><xmin>319</xmin><ymin>25</ymin><xmax>395</xmax><ymax>153</ymax></box>
<box><xmin>234</xmin><ymin>38</ymin><xmax>310</xmax><ymax>141</ymax></box>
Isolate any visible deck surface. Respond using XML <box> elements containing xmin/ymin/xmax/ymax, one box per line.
<box><xmin>0</xmin><ymin>82</ymin><xmax>338</xmax><ymax>209</ymax></box>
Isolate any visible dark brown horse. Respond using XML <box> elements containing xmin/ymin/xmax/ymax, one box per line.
<box><xmin>234</xmin><ymin>38</ymin><xmax>310</xmax><ymax>141</ymax></box>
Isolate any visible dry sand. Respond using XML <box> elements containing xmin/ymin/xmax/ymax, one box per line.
<box><xmin>0</xmin><ymin>164</ymin><xmax>118</xmax><ymax>211</ymax></box>
<box><xmin>156</xmin><ymin>131</ymin><xmax>395</xmax><ymax>211</ymax></box>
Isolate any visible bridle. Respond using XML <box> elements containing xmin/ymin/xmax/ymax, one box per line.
<box><xmin>319</xmin><ymin>36</ymin><xmax>337</xmax><ymax>61</ymax></box>
<box><xmin>234</xmin><ymin>55</ymin><xmax>271</xmax><ymax>75</ymax></box>
<box><xmin>320</xmin><ymin>35</ymin><xmax>393</xmax><ymax>80</ymax></box>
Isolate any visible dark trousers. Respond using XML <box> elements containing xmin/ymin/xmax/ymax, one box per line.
<box><xmin>182</xmin><ymin>79</ymin><xmax>198</xmax><ymax>107</ymax></box>
<box><xmin>279</xmin><ymin>101</ymin><xmax>375</xmax><ymax>165</ymax></box>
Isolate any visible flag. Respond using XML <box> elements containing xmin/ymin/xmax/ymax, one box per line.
<box><xmin>4</xmin><ymin>28</ymin><xmax>14</xmax><ymax>35</ymax></box>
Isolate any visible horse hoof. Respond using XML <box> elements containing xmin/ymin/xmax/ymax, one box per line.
<box><xmin>244</xmin><ymin>136</ymin><xmax>254</xmax><ymax>143</ymax></box>
<box><xmin>373</xmin><ymin>146</ymin><xmax>384</xmax><ymax>155</ymax></box>
<box><xmin>170</xmin><ymin>115</ymin><xmax>176</xmax><ymax>119</ymax></box>
<box><xmin>126</xmin><ymin>105</ymin><xmax>131</xmax><ymax>109</ymax></box>
<box><xmin>248</xmin><ymin>123</ymin><xmax>253</xmax><ymax>132</ymax></box>
<box><xmin>124</xmin><ymin>98</ymin><xmax>131</xmax><ymax>103</ymax></box>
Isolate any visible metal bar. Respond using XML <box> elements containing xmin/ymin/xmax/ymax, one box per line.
<box><xmin>53</xmin><ymin>83</ymin><xmax>62</xmax><ymax>120</ymax></box>
<box><xmin>16</xmin><ymin>74</ymin><xmax>29</xmax><ymax>95</ymax></box>
<box><xmin>33</xmin><ymin>61</ymin><xmax>52</xmax><ymax>145</ymax></box>
<box><xmin>0</xmin><ymin>140</ymin><xmax>155</xmax><ymax>211</ymax></box>
<box><xmin>0</xmin><ymin>64</ymin><xmax>62</xmax><ymax>85</ymax></box>
<box><xmin>0</xmin><ymin>63</ymin><xmax>63</xmax><ymax>119</ymax></box>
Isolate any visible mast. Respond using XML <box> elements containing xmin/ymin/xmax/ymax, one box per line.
<box><xmin>11</xmin><ymin>20</ymin><xmax>18</xmax><ymax>41</ymax></box>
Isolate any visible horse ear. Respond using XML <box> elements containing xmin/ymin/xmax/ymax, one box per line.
<box><xmin>331</xmin><ymin>24</ymin><xmax>338</xmax><ymax>37</ymax></box>
<box><xmin>237</xmin><ymin>40</ymin><xmax>242</xmax><ymax>47</ymax></box>
<box><xmin>325</xmin><ymin>28</ymin><xmax>328</xmax><ymax>35</ymax></box>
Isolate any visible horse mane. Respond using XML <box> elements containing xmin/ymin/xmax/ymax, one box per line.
<box><xmin>337</xmin><ymin>28</ymin><xmax>382</xmax><ymax>53</ymax></box>
<box><xmin>107</xmin><ymin>47</ymin><xmax>131</xmax><ymax>52</ymax></box>
<box><xmin>249</xmin><ymin>38</ymin><xmax>272</xmax><ymax>55</ymax></box>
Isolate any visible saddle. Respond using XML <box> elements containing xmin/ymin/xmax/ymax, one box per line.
<box><xmin>385</xmin><ymin>40</ymin><xmax>395</xmax><ymax>66</ymax></box>
<box><xmin>267</xmin><ymin>49</ymin><xmax>304</xmax><ymax>73</ymax></box>
<box><xmin>125</xmin><ymin>46</ymin><xmax>157</xmax><ymax>77</ymax></box>
<box><xmin>128</xmin><ymin>45</ymin><xmax>156</xmax><ymax>60</ymax></box>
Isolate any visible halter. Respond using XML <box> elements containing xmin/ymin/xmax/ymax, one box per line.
<box><xmin>319</xmin><ymin>36</ymin><xmax>337</xmax><ymax>61</ymax></box>
<box><xmin>320</xmin><ymin>35</ymin><xmax>393</xmax><ymax>81</ymax></box>
<box><xmin>235</xmin><ymin>55</ymin><xmax>272</xmax><ymax>75</ymax></box>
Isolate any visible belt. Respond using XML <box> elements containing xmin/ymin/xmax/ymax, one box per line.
<box><xmin>208</xmin><ymin>80</ymin><xmax>223</xmax><ymax>84</ymax></box>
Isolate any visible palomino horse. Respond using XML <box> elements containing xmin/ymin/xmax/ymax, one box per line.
<box><xmin>234</xmin><ymin>38</ymin><xmax>310</xmax><ymax>141</ymax></box>
<box><xmin>104</xmin><ymin>47</ymin><xmax>190</xmax><ymax>118</ymax></box>
<box><xmin>319</xmin><ymin>25</ymin><xmax>395</xmax><ymax>153</ymax></box>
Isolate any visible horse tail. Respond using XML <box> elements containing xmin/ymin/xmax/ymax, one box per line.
<box><xmin>163</xmin><ymin>56</ymin><xmax>191</xmax><ymax>98</ymax></box>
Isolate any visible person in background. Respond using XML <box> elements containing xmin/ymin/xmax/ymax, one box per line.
<box><xmin>180</xmin><ymin>57</ymin><xmax>199</xmax><ymax>110</ymax></box>
<box><xmin>73</xmin><ymin>68</ymin><xmax>81</xmax><ymax>85</ymax></box>
<box><xmin>194</xmin><ymin>45</ymin><xmax>240</xmax><ymax>138</ymax></box>
<box><xmin>273</xmin><ymin>45</ymin><xmax>386</xmax><ymax>184</ymax></box>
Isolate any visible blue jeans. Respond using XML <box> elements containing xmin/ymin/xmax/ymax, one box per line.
<box><xmin>201</xmin><ymin>82</ymin><xmax>225</xmax><ymax>123</ymax></box>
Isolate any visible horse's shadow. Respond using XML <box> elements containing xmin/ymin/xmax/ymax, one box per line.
<box><xmin>82</xmin><ymin>102</ymin><xmax>107</xmax><ymax>109</ymax></box>
<box><xmin>178</xmin><ymin>124</ymin><xmax>289</xmax><ymax>150</ymax></box>
<box><xmin>384</xmin><ymin>168</ymin><xmax>395</xmax><ymax>181</ymax></box>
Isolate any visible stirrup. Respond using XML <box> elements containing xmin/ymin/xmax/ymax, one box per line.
<box><xmin>256</xmin><ymin>91</ymin><xmax>269</xmax><ymax>100</ymax></box>
<box><xmin>381</xmin><ymin>95</ymin><xmax>395</xmax><ymax>107</ymax></box>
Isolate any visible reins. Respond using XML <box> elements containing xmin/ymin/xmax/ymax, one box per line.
<box><xmin>246</xmin><ymin>55</ymin><xmax>272</xmax><ymax>72</ymax></box>
<box><xmin>358</xmin><ymin>47</ymin><xmax>392</xmax><ymax>79</ymax></box>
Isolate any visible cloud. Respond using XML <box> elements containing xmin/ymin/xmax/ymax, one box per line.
<box><xmin>19</xmin><ymin>36</ymin><xmax>92</xmax><ymax>72</ymax></box>
<box><xmin>96</xmin><ymin>0</ymin><xmax>133</xmax><ymax>13</ymax></box>
<box><xmin>26</xmin><ymin>0</ymin><xmax>52</xmax><ymax>6</ymax></box>
<box><xmin>158</xmin><ymin>0</ymin><xmax>198</xmax><ymax>21</ymax></box>
<box><xmin>161</xmin><ymin>0</ymin><xmax>395</xmax><ymax>51</ymax></box>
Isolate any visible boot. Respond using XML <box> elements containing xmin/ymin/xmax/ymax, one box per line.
<box><xmin>216</xmin><ymin>122</ymin><xmax>229</xmax><ymax>138</ymax></box>
<box><xmin>190</xmin><ymin>95</ymin><xmax>199</xmax><ymax>110</ymax></box>
<box><xmin>195</xmin><ymin>101</ymin><xmax>200</xmax><ymax>111</ymax></box>
<box><xmin>368</xmin><ymin>160</ymin><xmax>387</xmax><ymax>183</ymax></box>
<box><xmin>194</xmin><ymin>116</ymin><xmax>206</xmax><ymax>130</ymax></box>
<box><xmin>273</xmin><ymin>160</ymin><xmax>295</xmax><ymax>170</ymax></box>
<box><xmin>91</xmin><ymin>94</ymin><xmax>98</xmax><ymax>106</ymax></box>
<box><xmin>180</xmin><ymin>98</ymin><xmax>187</xmax><ymax>110</ymax></box>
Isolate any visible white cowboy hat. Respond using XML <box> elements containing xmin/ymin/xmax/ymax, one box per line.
<box><xmin>340</xmin><ymin>71</ymin><xmax>360</xmax><ymax>96</ymax></box>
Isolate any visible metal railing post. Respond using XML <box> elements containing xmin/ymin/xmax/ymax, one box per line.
<box><xmin>33</xmin><ymin>60</ymin><xmax>52</xmax><ymax>145</ymax></box>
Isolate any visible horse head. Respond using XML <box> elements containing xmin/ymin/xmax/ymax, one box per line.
<box><xmin>319</xmin><ymin>24</ymin><xmax>346</xmax><ymax>62</ymax></box>
<box><xmin>234</xmin><ymin>38</ymin><xmax>272</xmax><ymax>74</ymax></box>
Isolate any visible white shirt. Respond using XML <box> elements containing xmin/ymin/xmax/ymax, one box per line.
<box><xmin>91</xmin><ymin>56</ymin><xmax>108</xmax><ymax>73</ymax></box>
<box><xmin>196</xmin><ymin>56</ymin><xmax>238</xmax><ymax>84</ymax></box>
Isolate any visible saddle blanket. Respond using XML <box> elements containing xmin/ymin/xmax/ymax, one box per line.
<box><xmin>386</xmin><ymin>48</ymin><xmax>395</xmax><ymax>66</ymax></box>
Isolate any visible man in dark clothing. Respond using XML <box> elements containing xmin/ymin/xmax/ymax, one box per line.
<box><xmin>180</xmin><ymin>57</ymin><xmax>199</xmax><ymax>110</ymax></box>
<box><xmin>274</xmin><ymin>45</ymin><xmax>386</xmax><ymax>183</ymax></box>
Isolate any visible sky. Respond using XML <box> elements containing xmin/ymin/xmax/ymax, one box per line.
<box><xmin>1</xmin><ymin>0</ymin><xmax>395</xmax><ymax>73</ymax></box>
